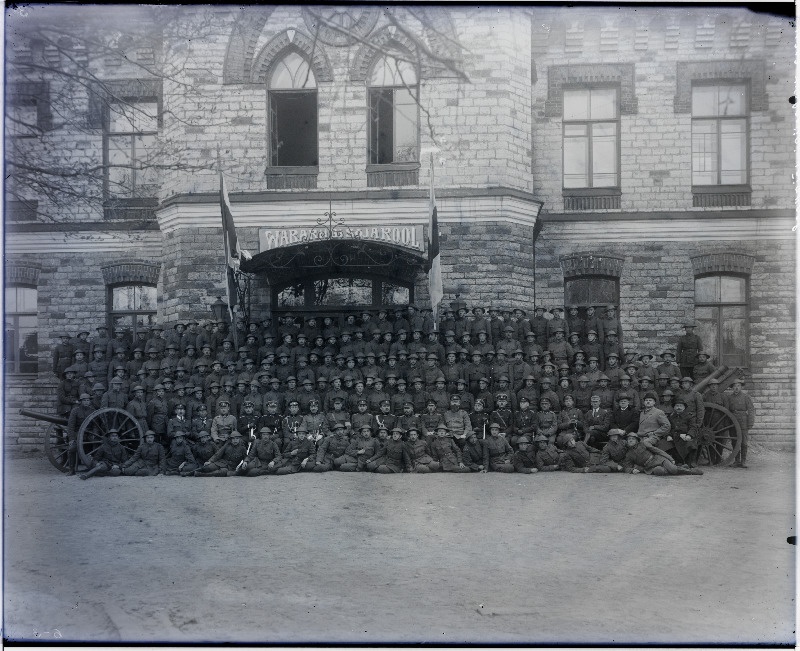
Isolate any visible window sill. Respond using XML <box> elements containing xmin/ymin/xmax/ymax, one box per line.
<box><xmin>562</xmin><ymin>188</ymin><xmax>621</xmax><ymax>210</ymax></box>
<box><xmin>692</xmin><ymin>185</ymin><xmax>752</xmax><ymax>207</ymax></box>
<box><xmin>367</xmin><ymin>162</ymin><xmax>420</xmax><ymax>188</ymax></box>
<box><xmin>265</xmin><ymin>166</ymin><xmax>318</xmax><ymax>190</ymax></box>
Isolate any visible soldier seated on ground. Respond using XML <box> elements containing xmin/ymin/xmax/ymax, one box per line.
<box><xmin>583</xmin><ymin>428</ymin><xmax>627</xmax><ymax>473</ymax></box>
<box><xmin>558</xmin><ymin>431</ymin><xmax>599</xmax><ymax>472</ymax></box>
<box><xmin>164</xmin><ymin>430</ymin><xmax>199</xmax><ymax>476</ymax></box>
<box><xmin>622</xmin><ymin>431</ymin><xmax>703</xmax><ymax>476</ymax></box>
<box><xmin>78</xmin><ymin>428</ymin><xmax>129</xmax><ymax>480</ymax></box>
<box><xmin>534</xmin><ymin>433</ymin><xmax>561</xmax><ymax>471</ymax></box>
<box><xmin>512</xmin><ymin>436</ymin><xmax>538</xmax><ymax>474</ymax></box>
<box><xmin>482</xmin><ymin>422</ymin><xmax>515</xmax><ymax>473</ymax></box>
<box><xmin>122</xmin><ymin>430</ymin><xmax>166</xmax><ymax>476</ymax></box>
<box><xmin>193</xmin><ymin>430</ymin><xmax>246</xmax><ymax>477</ymax></box>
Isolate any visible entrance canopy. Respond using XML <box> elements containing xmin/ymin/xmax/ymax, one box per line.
<box><xmin>241</xmin><ymin>236</ymin><xmax>428</xmax><ymax>287</ymax></box>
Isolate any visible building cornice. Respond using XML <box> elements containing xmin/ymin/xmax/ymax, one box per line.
<box><xmin>156</xmin><ymin>190</ymin><xmax>544</xmax><ymax>233</ymax></box>
<box><xmin>539</xmin><ymin>209</ymin><xmax>796</xmax><ymax>241</ymax></box>
<box><xmin>4</xmin><ymin>230</ymin><xmax>163</xmax><ymax>254</ymax></box>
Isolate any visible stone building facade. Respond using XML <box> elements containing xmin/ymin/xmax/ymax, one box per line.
<box><xmin>4</xmin><ymin>6</ymin><xmax>795</xmax><ymax>449</ymax></box>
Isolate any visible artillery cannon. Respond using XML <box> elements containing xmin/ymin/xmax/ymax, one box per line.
<box><xmin>20</xmin><ymin>407</ymin><xmax>144</xmax><ymax>473</ymax></box>
<box><xmin>690</xmin><ymin>365</ymin><xmax>745</xmax><ymax>467</ymax></box>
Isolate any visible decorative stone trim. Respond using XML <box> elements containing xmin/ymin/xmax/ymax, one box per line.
<box><xmin>222</xmin><ymin>8</ymin><xmax>276</xmax><ymax>84</ymax></box>
<box><xmin>101</xmin><ymin>262</ymin><xmax>161</xmax><ymax>286</ymax></box>
<box><xmin>366</xmin><ymin>163</ymin><xmax>420</xmax><ymax>188</ymax></box>
<box><xmin>6</xmin><ymin>264</ymin><xmax>41</xmax><ymax>286</ymax></box>
<box><xmin>265</xmin><ymin>166</ymin><xmax>318</xmax><ymax>190</ymax></box>
<box><xmin>692</xmin><ymin>186</ymin><xmax>752</xmax><ymax>208</ymax></box>
<box><xmin>87</xmin><ymin>78</ymin><xmax>163</xmax><ymax>128</ymax></box>
<box><xmin>351</xmin><ymin>28</ymin><xmax>421</xmax><ymax>83</ymax></box>
<box><xmin>563</xmin><ymin>193</ymin><xmax>621</xmax><ymax>211</ymax></box>
<box><xmin>251</xmin><ymin>30</ymin><xmax>333</xmax><ymax>84</ymax></box>
<box><xmin>674</xmin><ymin>60</ymin><xmax>767</xmax><ymax>113</ymax></box>
<box><xmin>560</xmin><ymin>252</ymin><xmax>625</xmax><ymax>279</ymax></box>
<box><xmin>6</xmin><ymin>81</ymin><xmax>52</xmax><ymax>131</ymax></box>
<box><xmin>690</xmin><ymin>252</ymin><xmax>754</xmax><ymax>276</ymax></box>
<box><xmin>546</xmin><ymin>63</ymin><xmax>637</xmax><ymax>117</ymax></box>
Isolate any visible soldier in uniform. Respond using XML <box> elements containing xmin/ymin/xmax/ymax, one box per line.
<box><xmin>405</xmin><ymin>428</ymin><xmax>437</xmax><ymax>473</ymax></box>
<box><xmin>210</xmin><ymin>399</ymin><xmax>237</xmax><ymax>444</ymax></box>
<box><xmin>622</xmin><ymin>431</ymin><xmax>703</xmax><ymax>476</ymax></box>
<box><xmin>583</xmin><ymin>428</ymin><xmax>627</xmax><ymax>473</ymax></box>
<box><xmin>78</xmin><ymin>428</ymin><xmax>130</xmax><ymax>479</ymax></box>
<box><xmin>164</xmin><ymin>430</ymin><xmax>199</xmax><ymax>476</ymax></box>
<box><xmin>375</xmin><ymin>427</ymin><xmax>412</xmax><ymax>473</ymax></box>
<box><xmin>482</xmin><ymin>422</ymin><xmax>515</xmax><ymax>472</ymax></box>
<box><xmin>725</xmin><ymin>378</ymin><xmax>755</xmax><ymax>468</ymax></box>
<box><xmin>558</xmin><ymin>431</ymin><xmax>598</xmax><ymax>472</ymax></box>
<box><xmin>193</xmin><ymin>430</ymin><xmax>246</xmax><ymax>477</ymax></box>
<box><xmin>583</xmin><ymin>394</ymin><xmax>611</xmax><ymax>448</ymax></box>
<box><xmin>677</xmin><ymin>376</ymin><xmax>705</xmax><ymax>433</ymax></box>
<box><xmin>637</xmin><ymin>391</ymin><xmax>672</xmax><ymax>448</ymax></box>
<box><xmin>337</xmin><ymin>425</ymin><xmax>379</xmax><ymax>472</ymax></box>
<box><xmin>236</xmin><ymin>429</ymin><xmax>282</xmax><ymax>476</ymax></box>
<box><xmin>314</xmin><ymin>422</ymin><xmax>351</xmax><ymax>471</ymax></box>
<box><xmin>693</xmin><ymin>351</ymin><xmax>716</xmax><ymax>384</ymax></box>
<box><xmin>534</xmin><ymin>433</ymin><xmax>561</xmax><ymax>471</ymax></box>
<box><xmin>657</xmin><ymin>349</ymin><xmax>682</xmax><ymax>380</ymax></box>
<box><xmin>185</xmin><ymin>431</ymin><xmax>217</xmax><ymax>474</ymax></box>
<box><xmin>512</xmin><ymin>436</ymin><xmax>538</xmax><ymax>473</ymax></box>
<box><xmin>677</xmin><ymin>321</ymin><xmax>703</xmax><ymax>379</ymax></box>
<box><xmin>66</xmin><ymin>393</ymin><xmax>95</xmax><ymax>475</ymax></box>
<box><xmin>429</xmin><ymin>424</ymin><xmax>468</xmax><ymax>472</ymax></box>
<box><xmin>122</xmin><ymin>430</ymin><xmax>166</xmax><ymax>476</ymax></box>
<box><xmin>461</xmin><ymin>431</ymin><xmax>486</xmax><ymax>471</ymax></box>
<box><xmin>703</xmin><ymin>378</ymin><xmax>727</xmax><ymax>406</ymax></box>
<box><xmin>53</xmin><ymin>333</ymin><xmax>74</xmax><ymax>378</ymax></box>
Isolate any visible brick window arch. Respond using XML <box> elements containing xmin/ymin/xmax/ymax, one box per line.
<box><xmin>102</xmin><ymin>262</ymin><xmax>160</xmax><ymax>344</ymax></box>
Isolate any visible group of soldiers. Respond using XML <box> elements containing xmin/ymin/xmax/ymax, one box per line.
<box><xmin>53</xmin><ymin>301</ymin><xmax>755</xmax><ymax>478</ymax></box>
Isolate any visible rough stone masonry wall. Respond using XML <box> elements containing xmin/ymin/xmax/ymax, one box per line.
<box><xmin>534</xmin><ymin>230</ymin><xmax>796</xmax><ymax>448</ymax></box>
<box><xmin>158</xmin><ymin>6</ymin><xmax>534</xmax><ymax>198</ymax></box>
<box><xmin>530</xmin><ymin>6</ymin><xmax>795</xmax><ymax>213</ymax></box>
<box><xmin>5</xmin><ymin>250</ymin><xmax>164</xmax><ymax>450</ymax></box>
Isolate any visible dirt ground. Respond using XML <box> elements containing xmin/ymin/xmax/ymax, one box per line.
<box><xmin>3</xmin><ymin>446</ymin><xmax>795</xmax><ymax>645</ymax></box>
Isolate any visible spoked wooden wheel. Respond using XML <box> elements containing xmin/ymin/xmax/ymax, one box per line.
<box><xmin>44</xmin><ymin>423</ymin><xmax>72</xmax><ymax>473</ymax></box>
<box><xmin>77</xmin><ymin>408</ymin><xmax>143</xmax><ymax>466</ymax></box>
<box><xmin>696</xmin><ymin>403</ymin><xmax>742</xmax><ymax>466</ymax></box>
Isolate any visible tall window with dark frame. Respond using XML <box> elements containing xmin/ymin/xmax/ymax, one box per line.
<box><xmin>109</xmin><ymin>284</ymin><xmax>157</xmax><ymax>345</ymax></box>
<box><xmin>564</xmin><ymin>276</ymin><xmax>620</xmax><ymax>311</ymax></box>
<box><xmin>368</xmin><ymin>54</ymin><xmax>419</xmax><ymax>165</ymax></box>
<box><xmin>5</xmin><ymin>285</ymin><xmax>38</xmax><ymax>374</ymax></box>
<box><xmin>562</xmin><ymin>88</ymin><xmax>619</xmax><ymax>189</ymax></box>
<box><xmin>105</xmin><ymin>100</ymin><xmax>159</xmax><ymax>199</ymax></box>
<box><xmin>694</xmin><ymin>274</ymin><xmax>749</xmax><ymax>368</ymax></box>
<box><xmin>691</xmin><ymin>84</ymin><xmax>748</xmax><ymax>186</ymax></box>
<box><xmin>269</xmin><ymin>52</ymin><xmax>318</xmax><ymax>167</ymax></box>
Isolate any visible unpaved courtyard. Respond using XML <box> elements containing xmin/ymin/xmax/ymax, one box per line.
<box><xmin>3</xmin><ymin>450</ymin><xmax>795</xmax><ymax>644</ymax></box>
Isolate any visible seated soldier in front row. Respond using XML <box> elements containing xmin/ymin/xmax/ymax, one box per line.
<box><xmin>512</xmin><ymin>436</ymin><xmax>538</xmax><ymax>474</ymax></box>
<box><xmin>622</xmin><ymin>431</ymin><xmax>703</xmax><ymax>476</ymax></box>
<box><xmin>78</xmin><ymin>428</ymin><xmax>129</xmax><ymax>480</ymax></box>
<box><xmin>583</xmin><ymin>428</ymin><xmax>627</xmax><ymax>473</ymax></box>
<box><xmin>164</xmin><ymin>430</ymin><xmax>199</xmax><ymax>476</ymax></box>
<box><xmin>534</xmin><ymin>433</ymin><xmax>562</xmax><ymax>471</ymax></box>
<box><xmin>193</xmin><ymin>429</ymin><xmax>246</xmax><ymax>477</ymax></box>
<box><xmin>122</xmin><ymin>430</ymin><xmax>166</xmax><ymax>476</ymax></box>
<box><xmin>428</xmin><ymin>424</ymin><xmax>469</xmax><ymax>472</ymax></box>
<box><xmin>558</xmin><ymin>431</ymin><xmax>600</xmax><ymax>472</ymax></box>
<box><xmin>236</xmin><ymin>426</ymin><xmax>283</xmax><ymax>477</ymax></box>
<box><xmin>482</xmin><ymin>422</ymin><xmax>515</xmax><ymax>473</ymax></box>
<box><xmin>406</xmin><ymin>427</ymin><xmax>436</xmax><ymax>473</ymax></box>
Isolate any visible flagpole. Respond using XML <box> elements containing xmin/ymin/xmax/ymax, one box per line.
<box><xmin>218</xmin><ymin>147</ymin><xmax>238</xmax><ymax>350</ymax></box>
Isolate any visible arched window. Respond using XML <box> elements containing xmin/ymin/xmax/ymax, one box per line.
<box><xmin>368</xmin><ymin>54</ymin><xmax>419</xmax><ymax>165</ymax></box>
<box><xmin>274</xmin><ymin>274</ymin><xmax>412</xmax><ymax>312</ymax></box>
<box><xmin>5</xmin><ymin>285</ymin><xmax>38</xmax><ymax>374</ymax></box>
<box><xmin>269</xmin><ymin>51</ymin><xmax>318</xmax><ymax>167</ymax></box>
<box><xmin>694</xmin><ymin>274</ymin><xmax>749</xmax><ymax>367</ymax></box>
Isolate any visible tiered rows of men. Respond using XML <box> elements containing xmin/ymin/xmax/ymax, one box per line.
<box><xmin>52</xmin><ymin>302</ymin><xmax>754</xmax><ymax>479</ymax></box>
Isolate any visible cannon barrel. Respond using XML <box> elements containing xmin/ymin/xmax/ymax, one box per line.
<box><xmin>695</xmin><ymin>365</ymin><xmax>728</xmax><ymax>395</ymax></box>
<box><xmin>18</xmin><ymin>409</ymin><xmax>69</xmax><ymax>427</ymax></box>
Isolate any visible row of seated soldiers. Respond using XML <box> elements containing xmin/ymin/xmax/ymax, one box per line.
<box><xmin>76</xmin><ymin>390</ymin><xmax>705</xmax><ymax>478</ymax></box>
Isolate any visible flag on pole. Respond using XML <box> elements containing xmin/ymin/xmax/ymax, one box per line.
<box><xmin>426</xmin><ymin>156</ymin><xmax>443</xmax><ymax>328</ymax></box>
<box><xmin>220</xmin><ymin>170</ymin><xmax>240</xmax><ymax>322</ymax></box>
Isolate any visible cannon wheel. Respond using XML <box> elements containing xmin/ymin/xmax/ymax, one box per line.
<box><xmin>77</xmin><ymin>408</ymin><xmax>143</xmax><ymax>466</ymax></box>
<box><xmin>696</xmin><ymin>403</ymin><xmax>742</xmax><ymax>467</ymax></box>
<box><xmin>44</xmin><ymin>422</ymin><xmax>72</xmax><ymax>473</ymax></box>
